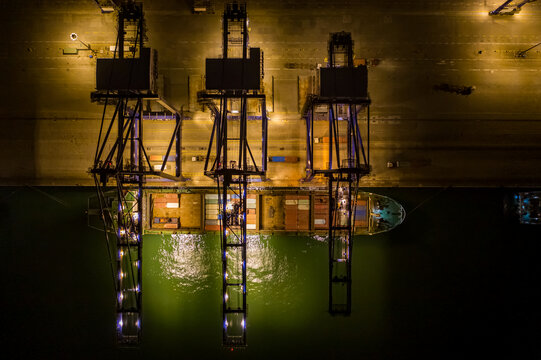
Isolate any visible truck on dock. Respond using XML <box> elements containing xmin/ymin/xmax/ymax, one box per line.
<box><xmin>268</xmin><ymin>156</ymin><xmax>300</xmax><ymax>163</ymax></box>
<box><xmin>314</xmin><ymin>136</ymin><xmax>347</xmax><ymax>144</ymax></box>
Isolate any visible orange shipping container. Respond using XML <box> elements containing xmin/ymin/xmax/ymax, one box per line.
<box><xmin>285</xmin><ymin>207</ymin><xmax>297</xmax><ymax>217</ymax></box>
<box><xmin>322</xmin><ymin>136</ymin><xmax>346</xmax><ymax>143</ymax></box>
<box><xmin>284</xmin><ymin>156</ymin><xmax>299</xmax><ymax>163</ymax></box>
<box><xmin>285</xmin><ymin>218</ymin><xmax>297</xmax><ymax>226</ymax></box>
<box><xmin>297</xmin><ymin>211</ymin><xmax>310</xmax><ymax>219</ymax></box>
<box><xmin>297</xmin><ymin>219</ymin><xmax>309</xmax><ymax>230</ymax></box>
<box><xmin>285</xmin><ymin>224</ymin><xmax>297</xmax><ymax>231</ymax></box>
<box><xmin>285</xmin><ymin>220</ymin><xmax>297</xmax><ymax>229</ymax></box>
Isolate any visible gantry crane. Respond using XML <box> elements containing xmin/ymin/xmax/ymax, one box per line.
<box><xmin>89</xmin><ymin>0</ymin><xmax>184</xmax><ymax>345</ymax></box>
<box><xmin>92</xmin><ymin>0</ymin><xmax>115</xmax><ymax>13</ymax></box>
<box><xmin>303</xmin><ymin>32</ymin><xmax>371</xmax><ymax>315</ymax></box>
<box><xmin>198</xmin><ymin>2</ymin><xmax>267</xmax><ymax>347</ymax></box>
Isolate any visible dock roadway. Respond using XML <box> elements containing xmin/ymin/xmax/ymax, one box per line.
<box><xmin>1</xmin><ymin>1</ymin><xmax>541</xmax><ymax>187</ymax></box>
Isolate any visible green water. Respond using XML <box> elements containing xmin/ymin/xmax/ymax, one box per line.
<box><xmin>2</xmin><ymin>187</ymin><xmax>541</xmax><ymax>358</ymax></box>
<box><xmin>144</xmin><ymin>233</ymin><xmax>388</xmax><ymax>358</ymax></box>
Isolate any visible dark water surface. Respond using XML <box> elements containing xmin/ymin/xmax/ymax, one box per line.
<box><xmin>1</xmin><ymin>187</ymin><xmax>541</xmax><ymax>359</ymax></box>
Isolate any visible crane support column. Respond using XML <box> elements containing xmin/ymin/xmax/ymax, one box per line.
<box><xmin>302</xmin><ymin>32</ymin><xmax>371</xmax><ymax>315</ymax></box>
<box><xmin>198</xmin><ymin>2</ymin><xmax>266</xmax><ymax>347</ymax></box>
<box><xmin>90</xmin><ymin>1</ymin><xmax>184</xmax><ymax>345</ymax></box>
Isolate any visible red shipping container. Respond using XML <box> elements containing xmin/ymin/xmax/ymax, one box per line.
<box><xmin>285</xmin><ymin>218</ymin><xmax>297</xmax><ymax>226</ymax></box>
<box><xmin>285</xmin><ymin>202</ymin><xmax>297</xmax><ymax>227</ymax></box>
<box><xmin>284</xmin><ymin>156</ymin><xmax>299</xmax><ymax>163</ymax></box>
<box><xmin>285</xmin><ymin>207</ymin><xmax>297</xmax><ymax>217</ymax></box>
<box><xmin>297</xmin><ymin>211</ymin><xmax>310</xmax><ymax>225</ymax></box>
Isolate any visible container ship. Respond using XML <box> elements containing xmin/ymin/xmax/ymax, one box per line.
<box><xmin>88</xmin><ymin>190</ymin><xmax>405</xmax><ymax>236</ymax></box>
<box><xmin>513</xmin><ymin>191</ymin><xmax>541</xmax><ymax>225</ymax></box>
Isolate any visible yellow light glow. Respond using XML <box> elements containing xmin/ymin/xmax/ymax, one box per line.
<box><xmin>158</xmin><ymin>234</ymin><xmax>212</xmax><ymax>289</ymax></box>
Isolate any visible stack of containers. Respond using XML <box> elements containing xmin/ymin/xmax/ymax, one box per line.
<box><xmin>149</xmin><ymin>154</ymin><xmax>176</xmax><ymax>162</ymax></box>
<box><xmin>153</xmin><ymin>217</ymin><xmax>179</xmax><ymax>229</ymax></box>
<box><xmin>152</xmin><ymin>193</ymin><xmax>180</xmax><ymax>229</ymax></box>
<box><xmin>164</xmin><ymin>193</ymin><xmax>179</xmax><ymax>209</ymax></box>
<box><xmin>205</xmin><ymin>193</ymin><xmax>221</xmax><ymax>231</ymax></box>
<box><xmin>285</xmin><ymin>195</ymin><xmax>298</xmax><ymax>230</ymax></box>
<box><xmin>297</xmin><ymin>195</ymin><xmax>310</xmax><ymax>231</ymax></box>
<box><xmin>149</xmin><ymin>155</ymin><xmax>176</xmax><ymax>171</ymax></box>
<box><xmin>354</xmin><ymin>198</ymin><xmax>368</xmax><ymax>228</ymax></box>
<box><xmin>314</xmin><ymin>195</ymin><xmax>329</xmax><ymax>230</ymax></box>
<box><xmin>153</xmin><ymin>194</ymin><xmax>167</xmax><ymax>211</ymax></box>
<box><xmin>246</xmin><ymin>194</ymin><xmax>257</xmax><ymax>230</ymax></box>
<box><xmin>285</xmin><ymin>195</ymin><xmax>310</xmax><ymax>231</ymax></box>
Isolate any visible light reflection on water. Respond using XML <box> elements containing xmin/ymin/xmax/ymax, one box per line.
<box><xmin>311</xmin><ymin>234</ymin><xmax>328</xmax><ymax>243</ymax></box>
<box><xmin>156</xmin><ymin>233</ymin><xmax>308</xmax><ymax>296</ymax></box>
<box><xmin>246</xmin><ymin>235</ymin><xmax>296</xmax><ymax>296</ymax></box>
<box><xmin>156</xmin><ymin>233</ymin><xmax>214</xmax><ymax>293</ymax></box>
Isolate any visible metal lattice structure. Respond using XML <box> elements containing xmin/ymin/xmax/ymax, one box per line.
<box><xmin>489</xmin><ymin>0</ymin><xmax>536</xmax><ymax>15</ymax></box>
<box><xmin>198</xmin><ymin>2</ymin><xmax>267</xmax><ymax>347</ymax></box>
<box><xmin>93</xmin><ymin>0</ymin><xmax>116</xmax><ymax>13</ymax></box>
<box><xmin>89</xmin><ymin>1</ymin><xmax>184</xmax><ymax>345</ymax></box>
<box><xmin>303</xmin><ymin>31</ymin><xmax>371</xmax><ymax>315</ymax></box>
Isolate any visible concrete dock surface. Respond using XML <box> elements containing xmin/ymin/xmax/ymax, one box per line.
<box><xmin>1</xmin><ymin>0</ymin><xmax>541</xmax><ymax>187</ymax></box>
